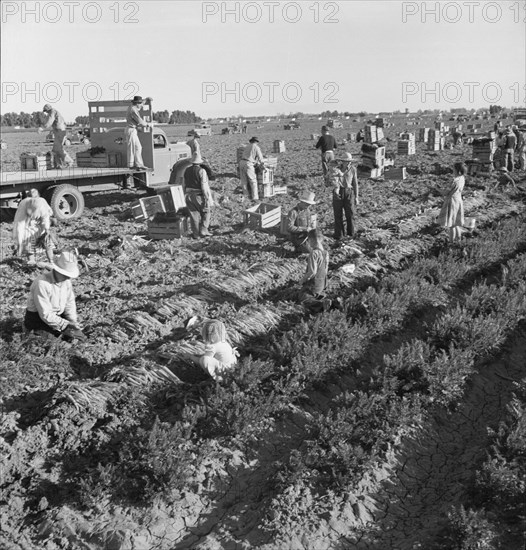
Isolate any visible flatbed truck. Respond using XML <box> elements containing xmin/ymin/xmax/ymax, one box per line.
<box><xmin>0</xmin><ymin>99</ymin><xmax>194</xmax><ymax>221</ymax></box>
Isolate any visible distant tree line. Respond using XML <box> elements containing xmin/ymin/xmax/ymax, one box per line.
<box><xmin>2</xmin><ymin>109</ymin><xmax>203</xmax><ymax>127</ymax></box>
<box><xmin>1</xmin><ymin>111</ymin><xmax>50</xmax><ymax>127</ymax></box>
<box><xmin>153</xmin><ymin>110</ymin><xmax>202</xmax><ymax>124</ymax></box>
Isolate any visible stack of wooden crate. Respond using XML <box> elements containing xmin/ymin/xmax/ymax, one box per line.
<box><xmin>273</xmin><ymin>140</ymin><xmax>286</xmax><ymax>153</ymax></box>
<box><xmin>427</xmin><ymin>130</ymin><xmax>445</xmax><ymax>151</ymax></box>
<box><xmin>417</xmin><ymin>128</ymin><xmax>430</xmax><ymax>142</ymax></box>
<box><xmin>471</xmin><ymin>137</ymin><xmax>496</xmax><ymax>171</ymax></box>
<box><xmin>364</xmin><ymin>125</ymin><xmax>381</xmax><ymax>143</ymax></box>
<box><xmin>20</xmin><ymin>153</ymin><xmax>51</xmax><ymax>171</ymax></box>
<box><xmin>361</xmin><ymin>144</ymin><xmax>386</xmax><ymax>170</ymax></box>
<box><xmin>347</xmin><ymin>132</ymin><xmax>357</xmax><ymax>142</ymax></box>
<box><xmin>397</xmin><ymin>133</ymin><xmax>416</xmax><ymax>155</ymax></box>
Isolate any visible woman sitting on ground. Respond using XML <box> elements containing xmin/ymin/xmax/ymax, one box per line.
<box><xmin>192</xmin><ymin>320</ymin><xmax>238</xmax><ymax>381</ymax></box>
<box><xmin>437</xmin><ymin>162</ymin><xmax>467</xmax><ymax>244</ymax></box>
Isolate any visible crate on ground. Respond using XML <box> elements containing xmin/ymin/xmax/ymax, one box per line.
<box><xmin>156</xmin><ymin>184</ymin><xmax>186</xmax><ymax>212</ymax></box>
<box><xmin>258</xmin><ymin>183</ymin><xmax>275</xmax><ymax>198</ymax></box>
<box><xmin>147</xmin><ymin>212</ymin><xmax>191</xmax><ymax>240</ymax></box>
<box><xmin>244</xmin><ymin>203</ymin><xmax>281</xmax><ymax>229</ymax></box>
<box><xmin>131</xmin><ymin>195</ymin><xmax>166</xmax><ymax>221</ymax></box>
<box><xmin>397</xmin><ymin>140</ymin><xmax>416</xmax><ymax>155</ymax></box>
<box><xmin>273</xmin><ymin>140</ymin><xmax>286</xmax><ymax>153</ymax></box>
<box><xmin>383</xmin><ymin>166</ymin><xmax>407</xmax><ymax>180</ymax></box>
<box><xmin>20</xmin><ymin>153</ymin><xmax>51</xmax><ymax>171</ymax></box>
<box><xmin>347</xmin><ymin>132</ymin><xmax>357</xmax><ymax>141</ymax></box>
<box><xmin>358</xmin><ymin>166</ymin><xmax>384</xmax><ymax>178</ymax></box>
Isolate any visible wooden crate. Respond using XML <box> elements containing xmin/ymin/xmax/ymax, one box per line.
<box><xmin>273</xmin><ymin>185</ymin><xmax>288</xmax><ymax>195</ymax></box>
<box><xmin>76</xmin><ymin>151</ymin><xmax>122</xmax><ymax>168</ymax></box>
<box><xmin>384</xmin><ymin>167</ymin><xmax>407</xmax><ymax>180</ymax></box>
<box><xmin>20</xmin><ymin>153</ymin><xmax>50</xmax><ymax>171</ymax></box>
<box><xmin>244</xmin><ymin>203</ymin><xmax>281</xmax><ymax>229</ymax></box>
<box><xmin>157</xmin><ymin>185</ymin><xmax>186</xmax><ymax>212</ymax></box>
<box><xmin>131</xmin><ymin>195</ymin><xmax>165</xmax><ymax>221</ymax></box>
<box><xmin>258</xmin><ymin>184</ymin><xmax>274</xmax><ymax>198</ymax></box>
<box><xmin>257</xmin><ymin>167</ymin><xmax>274</xmax><ymax>185</ymax></box>
<box><xmin>148</xmin><ymin>215</ymin><xmax>191</xmax><ymax>240</ymax></box>
<box><xmin>273</xmin><ymin>140</ymin><xmax>286</xmax><ymax>153</ymax></box>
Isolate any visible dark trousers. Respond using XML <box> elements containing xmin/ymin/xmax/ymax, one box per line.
<box><xmin>333</xmin><ymin>191</ymin><xmax>356</xmax><ymax>238</ymax></box>
<box><xmin>185</xmin><ymin>192</ymin><xmax>211</xmax><ymax>237</ymax></box>
<box><xmin>503</xmin><ymin>151</ymin><xmax>514</xmax><ymax>171</ymax></box>
<box><xmin>24</xmin><ymin>310</ymin><xmax>64</xmax><ymax>337</ymax></box>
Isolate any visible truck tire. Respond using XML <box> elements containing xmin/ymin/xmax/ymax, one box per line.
<box><xmin>49</xmin><ymin>184</ymin><xmax>85</xmax><ymax>221</ymax></box>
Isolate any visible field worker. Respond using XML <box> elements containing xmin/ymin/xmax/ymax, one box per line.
<box><xmin>184</xmin><ymin>152</ymin><xmax>214</xmax><ymax>238</ymax></box>
<box><xmin>332</xmin><ymin>152</ymin><xmax>359</xmax><ymax>241</ymax></box>
<box><xmin>437</xmin><ymin>162</ymin><xmax>467</xmax><ymax>244</ymax></box>
<box><xmin>191</xmin><ymin>320</ymin><xmax>238</xmax><ymax>381</ymax></box>
<box><xmin>287</xmin><ymin>191</ymin><xmax>317</xmax><ymax>252</ymax></box>
<box><xmin>517</xmin><ymin>130</ymin><xmax>526</xmax><ymax>170</ymax></box>
<box><xmin>24</xmin><ymin>250</ymin><xmax>87</xmax><ymax>341</ymax></box>
<box><xmin>186</xmin><ymin>130</ymin><xmax>201</xmax><ymax>156</ymax></box>
<box><xmin>494</xmin><ymin>167</ymin><xmax>518</xmax><ymax>190</ymax></box>
<box><xmin>452</xmin><ymin>129</ymin><xmax>462</xmax><ymax>146</ymax></box>
<box><xmin>502</xmin><ymin>127</ymin><xmax>517</xmax><ymax>171</ymax></box>
<box><xmin>126</xmin><ymin>96</ymin><xmax>152</xmax><ymax>170</ymax></box>
<box><xmin>239</xmin><ymin>137</ymin><xmax>265</xmax><ymax>201</ymax></box>
<box><xmin>315</xmin><ymin>126</ymin><xmax>337</xmax><ymax>179</ymax></box>
<box><xmin>13</xmin><ymin>194</ymin><xmax>56</xmax><ymax>264</ymax></box>
<box><xmin>38</xmin><ymin>104</ymin><xmax>73</xmax><ymax>169</ymax></box>
<box><xmin>299</xmin><ymin>229</ymin><xmax>329</xmax><ymax>303</ymax></box>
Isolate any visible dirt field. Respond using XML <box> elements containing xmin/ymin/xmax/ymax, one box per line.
<box><xmin>1</xmin><ymin>115</ymin><xmax>525</xmax><ymax>550</ymax></box>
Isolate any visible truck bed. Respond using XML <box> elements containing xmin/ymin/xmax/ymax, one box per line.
<box><xmin>1</xmin><ymin>166</ymin><xmax>135</xmax><ymax>187</ymax></box>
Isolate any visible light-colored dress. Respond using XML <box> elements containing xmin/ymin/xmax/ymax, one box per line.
<box><xmin>13</xmin><ymin>197</ymin><xmax>53</xmax><ymax>255</ymax></box>
<box><xmin>437</xmin><ymin>175</ymin><xmax>465</xmax><ymax>228</ymax></box>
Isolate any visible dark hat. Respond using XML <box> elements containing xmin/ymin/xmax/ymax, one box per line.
<box><xmin>43</xmin><ymin>104</ymin><xmax>52</xmax><ymax>112</ymax></box>
<box><xmin>249</xmin><ymin>137</ymin><xmax>259</xmax><ymax>143</ymax></box>
<box><xmin>132</xmin><ymin>96</ymin><xmax>144</xmax><ymax>104</ymax></box>
<box><xmin>321</xmin><ymin>126</ymin><xmax>328</xmax><ymax>132</ymax></box>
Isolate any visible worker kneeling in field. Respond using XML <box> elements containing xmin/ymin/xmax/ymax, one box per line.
<box><xmin>191</xmin><ymin>320</ymin><xmax>238</xmax><ymax>381</ymax></box>
<box><xmin>24</xmin><ymin>250</ymin><xmax>87</xmax><ymax>341</ymax></box>
<box><xmin>239</xmin><ymin>137</ymin><xmax>265</xmax><ymax>200</ymax></box>
<box><xmin>286</xmin><ymin>191</ymin><xmax>317</xmax><ymax>253</ymax></box>
<box><xmin>184</xmin><ymin>153</ymin><xmax>215</xmax><ymax>238</ymax></box>
<box><xmin>13</xmin><ymin>191</ymin><xmax>57</xmax><ymax>265</ymax></box>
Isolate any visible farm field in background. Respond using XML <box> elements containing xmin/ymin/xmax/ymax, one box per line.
<box><xmin>1</xmin><ymin>115</ymin><xmax>525</xmax><ymax>550</ymax></box>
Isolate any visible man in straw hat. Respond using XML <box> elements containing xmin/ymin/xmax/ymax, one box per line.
<box><xmin>239</xmin><ymin>137</ymin><xmax>265</xmax><ymax>200</ymax></box>
<box><xmin>184</xmin><ymin>152</ymin><xmax>215</xmax><ymax>238</ymax></box>
<box><xmin>286</xmin><ymin>190</ymin><xmax>317</xmax><ymax>252</ymax></box>
<box><xmin>24</xmin><ymin>250</ymin><xmax>86</xmax><ymax>341</ymax></box>
<box><xmin>38</xmin><ymin>104</ymin><xmax>74</xmax><ymax>169</ymax></box>
<box><xmin>126</xmin><ymin>95</ymin><xmax>153</xmax><ymax>170</ymax></box>
<box><xmin>332</xmin><ymin>152</ymin><xmax>359</xmax><ymax>241</ymax></box>
<box><xmin>186</xmin><ymin>129</ymin><xmax>202</xmax><ymax>156</ymax></box>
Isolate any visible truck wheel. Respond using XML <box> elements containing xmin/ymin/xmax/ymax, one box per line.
<box><xmin>82</xmin><ymin>138</ymin><xmax>90</xmax><ymax>145</ymax></box>
<box><xmin>49</xmin><ymin>184</ymin><xmax>85</xmax><ymax>221</ymax></box>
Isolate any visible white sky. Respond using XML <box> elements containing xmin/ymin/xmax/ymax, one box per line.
<box><xmin>1</xmin><ymin>0</ymin><xmax>525</xmax><ymax>121</ymax></box>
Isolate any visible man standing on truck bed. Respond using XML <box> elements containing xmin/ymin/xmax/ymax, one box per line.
<box><xmin>126</xmin><ymin>96</ymin><xmax>152</xmax><ymax>170</ymax></box>
<box><xmin>38</xmin><ymin>104</ymin><xmax>74</xmax><ymax>169</ymax></box>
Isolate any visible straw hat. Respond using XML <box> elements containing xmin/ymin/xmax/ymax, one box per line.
<box><xmin>339</xmin><ymin>152</ymin><xmax>353</xmax><ymax>163</ymax></box>
<box><xmin>132</xmin><ymin>96</ymin><xmax>144</xmax><ymax>104</ymax></box>
<box><xmin>299</xmin><ymin>190</ymin><xmax>316</xmax><ymax>205</ymax></box>
<box><xmin>52</xmin><ymin>250</ymin><xmax>79</xmax><ymax>278</ymax></box>
<box><xmin>43</xmin><ymin>104</ymin><xmax>52</xmax><ymax>112</ymax></box>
